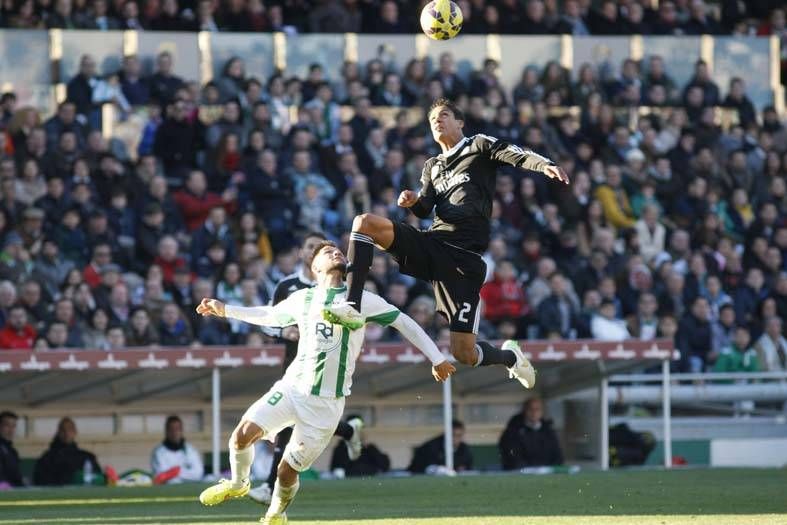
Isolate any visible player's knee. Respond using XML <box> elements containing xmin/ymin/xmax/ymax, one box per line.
<box><xmin>451</xmin><ymin>342</ymin><xmax>478</xmax><ymax>366</ymax></box>
<box><xmin>352</xmin><ymin>213</ymin><xmax>376</xmax><ymax>235</ymax></box>
<box><xmin>231</xmin><ymin>421</ymin><xmax>260</xmax><ymax>450</ymax></box>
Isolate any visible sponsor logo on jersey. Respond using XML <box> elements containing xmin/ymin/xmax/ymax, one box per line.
<box><xmin>434</xmin><ymin>171</ymin><xmax>470</xmax><ymax>194</ymax></box>
<box><xmin>315</xmin><ymin>322</ymin><xmax>334</xmax><ymax>340</ymax></box>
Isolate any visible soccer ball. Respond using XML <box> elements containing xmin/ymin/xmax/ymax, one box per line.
<box><xmin>420</xmin><ymin>0</ymin><xmax>463</xmax><ymax>41</ymax></box>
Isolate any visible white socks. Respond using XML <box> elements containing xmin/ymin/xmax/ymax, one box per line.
<box><xmin>266</xmin><ymin>478</ymin><xmax>300</xmax><ymax>517</ymax></box>
<box><xmin>229</xmin><ymin>443</ymin><xmax>254</xmax><ymax>488</ymax></box>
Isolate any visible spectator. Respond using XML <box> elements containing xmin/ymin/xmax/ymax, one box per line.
<box><xmin>683</xmin><ymin>60</ymin><xmax>720</xmax><ymax>107</ymax></box>
<box><xmin>591</xmin><ymin>299</ymin><xmax>630</xmax><ymax>341</ymax></box>
<box><xmin>174</xmin><ymin>171</ymin><xmax>236</xmax><ymax>232</ymax></box>
<box><xmin>119</xmin><ymin>55</ymin><xmax>149</xmax><ymax>106</ymax></box>
<box><xmin>734</xmin><ymin>268</ymin><xmax>768</xmax><ymax>328</ymax></box>
<box><xmin>626</xmin><ymin>292</ymin><xmax>659</xmax><ymax>340</ymax></box>
<box><xmin>677</xmin><ymin>296</ymin><xmax>713</xmax><ymax>372</ymax></box>
<box><xmin>150</xmin><ymin>415</ymin><xmax>204</xmax><ymax>484</ymax></box>
<box><xmin>125</xmin><ymin>308</ymin><xmax>159</xmax><ymax>347</ymax></box>
<box><xmin>595</xmin><ymin>165</ymin><xmax>635</xmax><ymax>229</ymax></box>
<box><xmin>711</xmin><ymin>303</ymin><xmax>737</xmax><ymax>357</ymax></box>
<box><xmin>499</xmin><ymin>398</ymin><xmax>563</xmax><ymax>470</ymax></box>
<box><xmin>714</xmin><ymin>326</ymin><xmax>758</xmax><ymax>373</ymax></box>
<box><xmin>82</xmin><ymin>309</ymin><xmax>110</xmax><ymax>350</ymax></box>
<box><xmin>754</xmin><ymin>317</ymin><xmax>787</xmax><ymax>372</ymax></box>
<box><xmin>0</xmin><ymin>411</ymin><xmax>22</xmax><ymax>487</ymax></box>
<box><xmin>0</xmin><ymin>306</ymin><xmax>36</xmax><ymax>350</ymax></box>
<box><xmin>330</xmin><ymin>415</ymin><xmax>390</xmax><ymax>477</ymax></box>
<box><xmin>536</xmin><ymin>272</ymin><xmax>579</xmax><ymax>339</ymax></box>
<box><xmin>154</xmin><ymin>99</ymin><xmax>202</xmax><ymax>178</ymax></box>
<box><xmin>46</xmin><ymin>0</ymin><xmax>78</xmax><ymax>28</ymax></box>
<box><xmin>33</xmin><ymin>417</ymin><xmax>100</xmax><ymax>486</ymax></box>
<box><xmin>480</xmin><ymin>260</ymin><xmax>529</xmax><ymax>325</ymax></box>
<box><xmin>634</xmin><ymin>204</ymin><xmax>666</xmax><ymax>264</ymax></box>
<box><xmin>66</xmin><ymin>55</ymin><xmax>98</xmax><ymax>120</ymax></box>
<box><xmin>408</xmin><ymin>420</ymin><xmax>473</xmax><ymax>474</ymax></box>
<box><xmin>158</xmin><ymin>303</ymin><xmax>193</xmax><ymax>346</ymax></box>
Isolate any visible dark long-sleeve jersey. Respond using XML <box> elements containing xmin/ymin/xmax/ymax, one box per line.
<box><xmin>409</xmin><ymin>134</ymin><xmax>555</xmax><ymax>253</ymax></box>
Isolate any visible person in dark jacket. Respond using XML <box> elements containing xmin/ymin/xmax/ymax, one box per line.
<box><xmin>0</xmin><ymin>411</ymin><xmax>23</xmax><ymax>487</ymax></box>
<box><xmin>498</xmin><ymin>398</ymin><xmax>563</xmax><ymax>470</ymax></box>
<box><xmin>330</xmin><ymin>415</ymin><xmax>390</xmax><ymax>477</ymax></box>
<box><xmin>408</xmin><ymin>420</ymin><xmax>473</xmax><ymax>474</ymax></box>
<box><xmin>676</xmin><ymin>296</ymin><xmax>713</xmax><ymax>372</ymax></box>
<box><xmin>33</xmin><ymin>417</ymin><xmax>100</xmax><ymax>486</ymax></box>
<box><xmin>66</xmin><ymin>55</ymin><xmax>98</xmax><ymax>119</ymax></box>
<box><xmin>537</xmin><ymin>272</ymin><xmax>580</xmax><ymax>339</ymax></box>
<box><xmin>153</xmin><ymin>100</ymin><xmax>202</xmax><ymax>179</ymax></box>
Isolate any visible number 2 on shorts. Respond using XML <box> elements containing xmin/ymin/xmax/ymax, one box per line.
<box><xmin>457</xmin><ymin>302</ymin><xmax>471</xmax><ymax>323</ymax></box>
<box><xmin>267</xmin><ymin>391</ymin><xmax>283</xmax><ymax>406</ymax></box>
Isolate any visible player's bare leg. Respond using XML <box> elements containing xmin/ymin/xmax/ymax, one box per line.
<box><xmin>451</xmin><ymin>331</ymin><xmax>536</xmax><ymax>388</ymax></box>
<box><xmin>261</xmin><ymin>459</ymin><xmax>300</xmax><ymax>524</ymax></box>
<box><xmin>324</xmin><ymin>213</ymin><xmax>394</xmax><ymax>328</ymax></box>
<box><xmin>199</xmin><ymin>420</ymin><xmax>262</xmax><ymax>505</ymax></box>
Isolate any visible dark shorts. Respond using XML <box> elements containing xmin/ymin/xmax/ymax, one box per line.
<box><xmin>388</xmin><ymin>222</ymin><xmax>487</xmax><ymax>334</ymax></box>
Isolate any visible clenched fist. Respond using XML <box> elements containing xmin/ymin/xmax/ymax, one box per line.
<box><xmin>397</xmin><ymin>190</ymin><xmax>419</xmax><ymax>208</ymax></box>
<box><xmin>196</xmin><ymin>298</ymin><xmax>226</xmax><ymax>318</ymax></box>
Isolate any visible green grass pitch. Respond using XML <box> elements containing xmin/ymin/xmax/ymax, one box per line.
<box><xmin>0</xmin><ymin>469</ymin><xmax>785</xmax><ymax>524</ymax></box>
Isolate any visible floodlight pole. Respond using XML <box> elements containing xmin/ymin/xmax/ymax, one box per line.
<box><xmin>212</xmin><ymin>366</ymin><xmax>221</xmax><ymax>476</ymax></box>
<box><xmin>662</xmin><ymin>359</ymin><xmax>672</xmax><ymax>468</ymax></box>
<box><xmin>443</xmin><ymin>375</ymin><xmax>454</xmax><ymax>472</ymax></box>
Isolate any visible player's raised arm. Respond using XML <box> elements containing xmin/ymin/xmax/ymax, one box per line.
<box><xmin>481</xmin><ymin>135</ymin><xmax>570</xmax><ymax>185</ymax></box>
<box><xmin>196</xmin><ymin>298</ymin><xmax>296</xmax><ymax>327</ymax></box>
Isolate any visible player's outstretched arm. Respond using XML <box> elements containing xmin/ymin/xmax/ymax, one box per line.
<box><xmin>389</xmin><ymin>312</ymin><xmax>456</xmax><ymax>382</ymax></box>
<box><xmin>196</xmin><ymin>298</ymin><xmax>294</xmax><ymax>327</ymax></box>
<box><xmin>482</xmin><ymin>136</ymin><xmax>570</xmax><ymax>184</ymax></box>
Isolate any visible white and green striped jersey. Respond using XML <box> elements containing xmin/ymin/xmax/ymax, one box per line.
<box><xmin>229</xmin><ymin>286</ymin><xmax>401</xmax><ymax>399</ymax></box>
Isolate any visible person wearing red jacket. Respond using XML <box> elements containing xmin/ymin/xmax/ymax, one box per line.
<box><xmin>0</xmin><ymin>306</ymin><xmax>36</xmax><ymax>350</ymax></box>
<box><xmin>480</xmin><ymin>260</ymin><xmax>530</xmax><ymax>323</ymax></box>
<box><xmin>172</xmin><ymin>170</ymin><xmax>237</xmax><ymax>232</ymax></box>
<box><xmin>153</xmin><ymin>235</ymin><xmax>189</xmax><ymax>285</ymax></box>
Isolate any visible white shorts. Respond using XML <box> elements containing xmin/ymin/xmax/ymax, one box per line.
<box><xmin>241</xmin><ymin>380</ymin><xmax>345</xmax><ymax>472</ymax></box>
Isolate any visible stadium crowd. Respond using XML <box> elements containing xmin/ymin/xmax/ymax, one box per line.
<box><xmin>0</xmin><ymin>24</ymin><xmax>786</xmax><ymax>379</ymax></box>
<box><xmin>0</xmin><ymin>0</ymin><xmax>785</xmax><ymax>41</ymax></box>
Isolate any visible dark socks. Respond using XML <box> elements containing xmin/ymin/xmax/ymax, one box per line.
<box><xmin>334</xmin><ymin>420</ymin><xmax>354</xmax><ymax>440</ymax></box>
<box><xmin>475</xmin><ymin>340</ymin><xmax>517</xmax><ymax>368</ymax></box>
<box><xmin>346</xmin><ymin>232</ymin><xmax>374</xmax><ymax>312</ymax></box>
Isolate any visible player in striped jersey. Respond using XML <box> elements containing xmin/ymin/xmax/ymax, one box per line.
<box><xmin>197</xmin><ymin>240</ymin><xmax>454</xmax><ymax>525</ymax></box>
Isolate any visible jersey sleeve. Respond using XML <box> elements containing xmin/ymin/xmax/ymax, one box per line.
<box><xmin>225</xmin><ymin>290</ymin><xmax>302</xmax><ymax>327</ymax></box>
<box><xmin>410</xmin><ymin>159</ymin><xmax>437</xmax><ymax>219</ymax></box>
<box><xmin>361</xmin><ymin>291</ymin><xmax>401</xmax><ymax>327</ymax></box>
<box><xmin>476</xmin><ymin>134</ymin><xmax>555</xmax><ymax>172</ymax></box>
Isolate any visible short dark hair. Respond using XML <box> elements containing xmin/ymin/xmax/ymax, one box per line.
<box><xmin>0</xmin><ymin>410</ymin><xmax>18</xmax><ymax>423</ymax></box>
<box><xmin>451</xmin><ymin>419</ymin><xmax>465</xmax><ymax>430</ymax></box>
<box><xmin>310</xmin><ymin>240</ymin><xmax>339</xmax><ymax>265</ymax></box>
<box><xmin>165</xmin><ymin>415</ymin><xmax>182</xmax><ymax>428</ymax></box>
<box><xmin>429</xmin><ymin>98</ymin><xmax>464</xmax><ymax>122</ymax></box>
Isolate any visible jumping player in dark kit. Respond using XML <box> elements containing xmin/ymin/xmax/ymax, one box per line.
<box><xmin>325</xmin><ymin>98</ymin><xmax>570</xmax><ymax>388</ymax></box>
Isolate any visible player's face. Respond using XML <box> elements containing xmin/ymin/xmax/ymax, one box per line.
<box><xmin>312</xmin><ymin>246</ymin><xmax>348</xmax><ymax>275</ymax></box>
<box><xmin>428</xmin><ymin>106</ymin><xmax>463</xmax><ymax>143</ymax></box>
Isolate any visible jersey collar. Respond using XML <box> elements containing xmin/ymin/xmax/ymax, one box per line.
<box><xmin>438</xmin><ymin>136</ymin><xmax>469</xmax><ymax>160</ymax></box>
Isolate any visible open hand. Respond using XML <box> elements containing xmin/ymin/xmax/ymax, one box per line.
<box><xmin>432</xmin><ymin>360</ymin><xmax>456</xmax><ymax>382</ymax></box>
<box><xmin>397</xmin><ymin>190</ymin><xmax>419</xmax><ymax>208</ymax></box>
<box><xmin>544</xmin><ymin>165</ymin><xmax>570</xmax><ymax>185</ymax></box>
<box><xmin>196</xmin><ymin>298</ymin><xmax>226</xmax><ymax>318</ymax></box>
